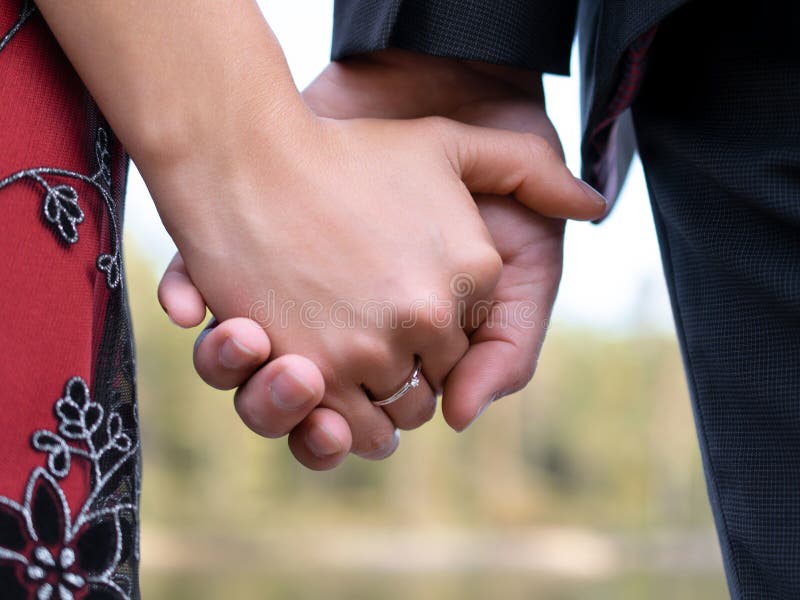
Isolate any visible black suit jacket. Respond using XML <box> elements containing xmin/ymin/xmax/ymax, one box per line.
<box><xmin>332</xmin><ymin>0</ymin><xmax>689</xmax><ymax>201</ymax></box>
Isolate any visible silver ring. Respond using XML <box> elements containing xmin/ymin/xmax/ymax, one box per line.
<box><xmin>371</xmin><ymin>357</ymin><xmax>422</xmax><ymax>407</ymax></box>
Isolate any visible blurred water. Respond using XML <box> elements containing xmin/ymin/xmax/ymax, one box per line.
<box><xmin>142</xmin><ymin>571</ymin><xmax>728</xmax><ymax>600</ymax></box>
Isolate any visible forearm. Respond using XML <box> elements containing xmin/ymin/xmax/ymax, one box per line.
<box><xmin>35</xmin><ymin>1</ymin><xmax>312</xmax><ymax>170</ymax></box>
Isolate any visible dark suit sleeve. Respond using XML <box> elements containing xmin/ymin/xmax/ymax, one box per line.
<box><xmin>332</xmin><ymin>0</ymin><xmax>578</xmax><ymax>75</ymax></box>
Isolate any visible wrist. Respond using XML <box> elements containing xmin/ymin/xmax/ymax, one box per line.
<box><xmin>138</xmin><ymin>98</ymin><xmax>324</xmax><ymax>255</ymax></box>
<box><xmin>305</xmin><ymin>48</ymin><xmax>543</xmax><ymax>119</ymax></box>
<box><xmin>130</xmin><ymin>77</ymin><xmax>314</xmax><ymax>177</ymax></box>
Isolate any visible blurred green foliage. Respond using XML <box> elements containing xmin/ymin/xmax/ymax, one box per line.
<box><xmin>144</xmin><ymin>571</ymin><xmax>728</xmax><ymax>600</ymax></box>
<box><xmin>126</xmin><ymin>244</ymin><xmax>712</xmax><ymax>536</ymax></box>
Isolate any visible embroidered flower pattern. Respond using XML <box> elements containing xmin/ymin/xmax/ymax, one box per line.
<box><xmin>96</xmin><ymin>254</ymin><xmax>121</xmax><ymax>291</ymax></box>
<box><xmin>27</xmin><ymin>544</ymin><xmax>85</xmax><ymax>600</ymax></box>
<box><xmin>54</xmin><ymin>377</ymin><xmax>105</xmax><ymax>440</ymax></box>
<box><xmin>42</xmin><ymin>184</ymin><xmax>85</xmax><ymax>245</ymax></box>
<box><xmin>1</xmin><ymin>3</ymin><xmax>123</xmax><ymax>289</ymax></box>
<box><xmin>0</xmin><ymin>127</ymin><xmax>124</xmax><ymax>290</ymax></box>
<box><xmin>0</xmin><ymin>470</ymin><xmax>123</xmax><ymax>600</ymax></box>
<box><xmin>1</xmin><ymin>4</ymin><xmax>139</xmax><ymax>599</ymax></box>
<box><xmin>0</xmin><ymin>378</ymin><xmax>139</xmax><ymax>600</ymax></box>
<box><xmin>94</xmin><ymin>128</ymin><xmax>112</xmax><ymax>189</ymax></box>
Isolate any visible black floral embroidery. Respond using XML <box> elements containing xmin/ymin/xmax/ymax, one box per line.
<box><xmin>0</xmin><ymin>377</ymin><xmax>139</xmax><ymax>600</ymax></box>
<box><xmin>0</xmin><ymin>0</ymin><xmax>34</xmax><ymax>53</ymax></box>
<box><xmin>1</xmin><ymin>4</ymin><xmax>123</xmax><ymax>290</ymax></box>
<box><xmin>1</xmin><ymin>3</ymin><xmax>139</xmax><ymax>597</ymax></box>
<box><xmin>42</xmin><ymin>184</ymin><xmax>85</xmax><ymax>245</ymax></box>
<box><xmin>94</xmin><ymin>128</ymin><xmax>112</xmax><ymax>189</ymax></box>
<box><xmin>96</xmin><ymin>253</ymin><xmax>121</xmax><ymax>291</ymax></box>
<box><xmin>0</xmin><ymin>127</ymin><xmax>124</xmax><ymax>290</ymax></box>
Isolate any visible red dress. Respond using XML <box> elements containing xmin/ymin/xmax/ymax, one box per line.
<box><xmin>0</xmin><ymin>2</ymin><xmax>140</xmax><ymax>599</ymax></box>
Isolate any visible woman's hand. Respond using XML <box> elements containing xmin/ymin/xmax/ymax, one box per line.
<box><xmin>31</xmin><ymin>0</ymin><xmax>601</xmax><ymax>469</ymax></box>
<box><xmin>160</xmin><ymin>50</ymin><xmax>601</xmax><ymax>470</ymax></box>
<box><xmin>152</xmin><ymin>105</ymin><xmax>600</xmax><ymax>458</ymax></box>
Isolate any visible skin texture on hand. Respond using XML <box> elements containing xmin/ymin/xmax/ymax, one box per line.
<box><xmin>159</xmin><ymin>49</ymin><xmax>602</xmax><ymax>470</ymax></box>
<box><xmin>33</xmin><ymin>1</ymin><xmax>596</xmax><ymax>470</ymax></box>
<box><xmin>152</xmin><ymin>110</ymin><xmax>602</xmax><ymax>464</ymax></box>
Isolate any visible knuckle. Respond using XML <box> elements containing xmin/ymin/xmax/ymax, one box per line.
<box><xmin>406</xmin><ymin>295</ymin><xmax>454</xmax><ymax>336</ymax></box>
<box><xmin>349</xmin><ymin>334</ymin><xmax>395</xmax><ymax>374</ymax></box>
<box><xmin>505</xmin><ymin>361</ymin><xmax>538</xmax><ymax>394</ymax></box>
<box><xmin>480</xmin><ymin>247</ymin><xmax>504</xmax><ymax>283</ymax></box>
<box><xmin>420</xmin><ymin>115</ymin><xmax>451</xmax><ymax>136</ymax></box>
<box><xmin>523</xmin><ymin>133</ymin><xmax>558</xmax><ymax>164</ymax></box>
<box><xmin>455</xmin><ymin>246</ymin><xmax>503</xmax><ymax>294</ymax></box>
<box><xmin>317</xmin><ymin>360</ymin><xmax>349</xmax><ymax>395</ymax></box>
<box><xmin>417</xmin><ymin>116</ymin><xmax>460</xmax><ymax>159</ymax></box>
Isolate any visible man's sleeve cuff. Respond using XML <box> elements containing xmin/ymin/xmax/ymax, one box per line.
<box><xmin>332</xmin><ymin>0</ymin><xmax>578</xmax><ymax>75</ymax></box>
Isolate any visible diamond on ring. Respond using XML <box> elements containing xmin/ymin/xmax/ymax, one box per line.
<box><xmin>371</xmin><ymin>357</ymin><xmax>422</xmax><ymax>407</ymax></box>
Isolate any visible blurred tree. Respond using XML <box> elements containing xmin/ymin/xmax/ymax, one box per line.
<box><xmin>125</xmin><ymin>242</ymin><xmax>713</xmax><ymax>535</ymax></box>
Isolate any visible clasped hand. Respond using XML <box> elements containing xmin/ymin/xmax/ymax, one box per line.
<box><xmin>155</xmin><ymin>51</ymin><xmax>606</xmax><ymax>470</ymax></box>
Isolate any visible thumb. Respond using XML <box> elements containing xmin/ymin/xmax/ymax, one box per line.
<box><xmin>434</xmin><ymin>118</ymin><xmax>607</xmax><ymax>220</ymax></box>
<box><xmin>442</xmin><ymin>338</ymin><xmax>524</xmax><ymax>432</ymax></box>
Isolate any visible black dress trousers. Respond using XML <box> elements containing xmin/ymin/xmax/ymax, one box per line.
<box><xmin>633</xmin><ymin>1</ymin><xmax>800</xmax><ymax>597</ymax></box>
<box><xmin>332</xmin><ymin>0</ymin><xmax>800</xmax><ymax>596</ymax></box>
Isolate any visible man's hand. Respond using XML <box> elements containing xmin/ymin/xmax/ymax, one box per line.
<box><xmin>159</xmin><ymin>49</ymin><xmax>601</xmax><ymax>469</ymax></box>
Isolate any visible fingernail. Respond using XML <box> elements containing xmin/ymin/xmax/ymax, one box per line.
<box><xmin>575</xmin><ymin>178</ymin><xmax>608</xmax><ymax>210</ymax></box>
<box><xmin>306</xmin><ymin>425</ymin><xmax>343</xmax><ymax>458</ymax></box>
<box><xmin>461</xmin><ymin>393</ymin><xmax>498</xmax><ymax>432</ymax></box>
<box><xmin>270</xmin><ymin>369</ymin><xmax>315</xmax><ymax>410</ymax></box>
<box><xmin>218</xmin><ymin>337</ymin><xmax>258</xmax><ymax>370</ymax></box>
